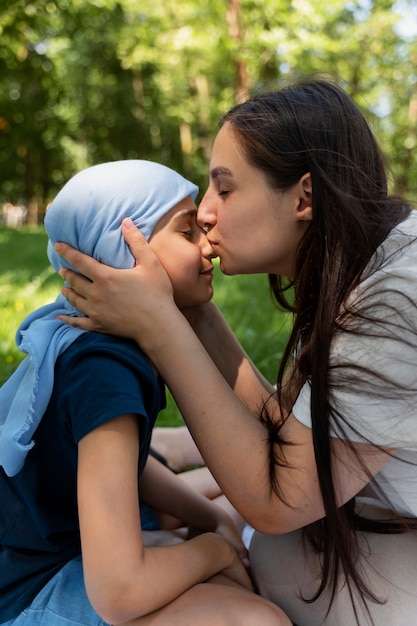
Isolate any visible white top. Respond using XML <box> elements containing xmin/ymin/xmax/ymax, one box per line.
<box><xmin>293</xmin><ymin>210</ymin><xmax>417</xmax><ymax>516</ymax></box>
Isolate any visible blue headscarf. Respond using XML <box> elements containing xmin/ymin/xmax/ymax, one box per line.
<box><xmin>0</xmin><ymin>160</ymin><xmax>198</xmax><ymax>476</ymax></box>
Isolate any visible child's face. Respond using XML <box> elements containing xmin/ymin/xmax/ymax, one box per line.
<box><xmin>149</xmin><ymin>196</ymin><xmax>216</xmax><ymax>308</ymax></box>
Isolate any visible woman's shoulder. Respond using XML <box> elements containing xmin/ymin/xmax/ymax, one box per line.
<box><xmin>387</xmin><ymin>209</ymin><xmax>417</xmax><ymax>249</ymax></box>
<box><xmin>362</xmin><ymin>210</ymin><xmax>417</xmax><ymax>284</ymax></box>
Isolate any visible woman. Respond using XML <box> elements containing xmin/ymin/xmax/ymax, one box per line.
<box><xmin>55</xmin><ymin>77</ymin><xmax>417</xmax><ymax>625</ymax></box>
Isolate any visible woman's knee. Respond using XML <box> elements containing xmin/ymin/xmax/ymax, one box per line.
<box><xmin>194</xmin><ymin>578</ymin><xmax>292</xmax><ymax>626</ymax></box>
<box><xmin>250</xmin><ymin>529</ymin><xmax>311</xmax><ymax>594</ymax></box>
<box><xmin>235</xmin><ymin>595</ymin><xmax>292</xmax><ymax>626</ymax></box>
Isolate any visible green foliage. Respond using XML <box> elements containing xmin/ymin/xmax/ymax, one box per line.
<box><xmin>0</xmin><ymin>0</ymin><xmax>416</xmax><ymax>219</ymax></box>
<box><xmin>0</xmin><ymin>225</ymin><xmax>291</xmax><ymax>426</ymax></box>
<box><xmin>1</xmin><ymin>0</ymin><xmax>416</xmax><ymax>421</ymax></box>
<box><xmin>0</xmin><ymin>226</ymin><xmax>62</xmax><ymax>380</ymax></box>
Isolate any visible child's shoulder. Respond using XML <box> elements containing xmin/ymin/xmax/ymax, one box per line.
<box><xmin>68</xmin><ymin>330</ymin><xmax>143</xmax><ymax>353</ymax></box>
<box><xmin>59</xmin><ymin>331</ymin><xmax>150</xmax><ymax>373</ymax></box>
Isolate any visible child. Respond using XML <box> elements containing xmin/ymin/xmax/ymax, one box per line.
<box><xmin>0</xmin><ymin>161</ymin><xmax>288</xmax><ymax>626</ymax></box>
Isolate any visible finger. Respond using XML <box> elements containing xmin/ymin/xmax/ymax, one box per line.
<box><xmin>60</xmin><ymin>284</ymin><xmax>92</xmax><ymax>318</ymax></box>
<box><xmin>60</xmin><ymin>267</ymin><xmax>93</xmax><ymax>298</ymax></box>
<box><xmin>54</xmin><ymin>242</ymin><xmax>111</xmax><ymax>282</ymax></box>
<box><xmin>121</xmin><ymin>218</ymin><xmax>150</xmax><ymax>264</ymax></box>
<box><xmin>238</xmin><ymin>547</ymin><xmax>250</xmax><ymax>569</ymax></box>
<box><xmin>56</xmin><ymin>314</ymin><xmax>95</xmax><ymax>332</ymax></box>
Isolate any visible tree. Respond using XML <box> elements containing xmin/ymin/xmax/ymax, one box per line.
<box><xmin>1</xmin><ymin>0</ymin><xmax>415</xmax><ymax>221</ymax></box>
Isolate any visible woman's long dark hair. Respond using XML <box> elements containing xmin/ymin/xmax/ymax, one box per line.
<box><xmin>222</xmin><ymin>76</ymin><xmax>415</xmax><ymax>622</ymax></box>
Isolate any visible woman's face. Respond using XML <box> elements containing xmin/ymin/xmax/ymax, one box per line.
<box><xmin>197</xmin><ymin>122</ymin><xmax>311</xmax><ymax>277</ymax></box>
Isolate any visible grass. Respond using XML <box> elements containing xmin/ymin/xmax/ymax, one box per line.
<box><xmin>0</xmin><ymin>225</ymin><xmax>292</xmax><ymax>425</ymax></box>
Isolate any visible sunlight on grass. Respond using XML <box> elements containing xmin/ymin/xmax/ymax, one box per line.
<box><xmin>0</xmin><ymin>226</ymin><xmax>292</xmax><ymax>426</ymax></box>
<box><xmin>0</xmin><ymin>227</ymin><xmax>62</xmax><ymax>380</ymax></box>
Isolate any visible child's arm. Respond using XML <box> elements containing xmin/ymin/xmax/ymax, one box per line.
<box><xmin>139</xmin><ymin>453</ymin><xmax>248</xmax><ymax>563</ymax></box>
<box><xmin>77</xmin><ymin>412</ymin><xmax>252</xmax><ymax>625</ymax></box>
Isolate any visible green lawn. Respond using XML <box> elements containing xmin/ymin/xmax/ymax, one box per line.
<box><xmin>0</xmin><ymin>226</ymin><xmax>292</xmax><ymax>425</ymax></box>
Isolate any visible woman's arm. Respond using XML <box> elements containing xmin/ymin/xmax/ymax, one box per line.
<box><xmin>60</xmin><ymin>223</ymin><xmax>393</xmax><ymax>536</ymax></box>
<box><xmin>182</xmin><ymin>300</ymin><xmax>276</xmax><ymax>412</ymax></box>
<box><xmin>56</xmin><ymin>233</ymin><xmax>275</xmax><ymax>417</ymax></box>
<box><xmin>77</xmin><ymin>413</ymin><xmax>252</xmax><ymax>625</ymax></box>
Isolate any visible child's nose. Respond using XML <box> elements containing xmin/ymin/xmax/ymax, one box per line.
<box><xmin>199</xmin><ymin>230</ymin><xmax>217</xmax><ymax>259</ymax></box>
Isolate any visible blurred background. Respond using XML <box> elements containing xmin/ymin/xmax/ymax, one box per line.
<box><xmin>1</xmin><ymin>0</ymin><xmax>417</xmax><ymax>227</ymax></box>
<box><xmin>1</xmin><ymin>0</ymin><xmax>416</xmax><ymax>421</ymax></box>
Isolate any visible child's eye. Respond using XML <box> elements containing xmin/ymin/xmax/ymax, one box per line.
<box><xmin>218</xmin><ymin>189</ymin><xmax>229</xmax><ymax>196</ymax></box>
<box><xmin>182</xmin><ymin>229</ymin><xmax>195</xmax><ymax>237</ymax></box>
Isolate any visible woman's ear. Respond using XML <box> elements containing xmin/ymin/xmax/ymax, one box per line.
<box><xmin>296</xmin><ymin>173</ymin><xmax>313</xmax><ymax>221</ymax></box>
<box><xmin>302</xmin><ymin>173</ymin><xmax>312</xmax><ymax>195</ymax></box>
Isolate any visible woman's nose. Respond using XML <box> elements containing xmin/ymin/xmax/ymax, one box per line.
<box><xmin>197</xmin><ymin>190</ymin><xmax>216</xmax><ymax>230</ymax></box>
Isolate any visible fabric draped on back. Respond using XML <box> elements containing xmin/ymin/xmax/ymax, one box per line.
<box><xmin>0</xmin><ymin>160</ymin><xmax>198</xmax><ymax>477</ymax></box>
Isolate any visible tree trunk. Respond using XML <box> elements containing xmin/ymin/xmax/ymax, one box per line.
<box><xmin>226</xmin><ymin>0</ymin><xmax>249</xmax><ymax>102</ymax></box>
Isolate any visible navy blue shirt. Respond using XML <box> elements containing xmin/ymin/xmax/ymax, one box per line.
<box><xmin>0</xmin><ymin>332</ymin><xmax>165</xmax><ymax>621</ymax></box>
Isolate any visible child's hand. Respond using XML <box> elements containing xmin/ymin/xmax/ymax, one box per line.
<box><xmin>192</xmin><ymin>532</ymin><xmax>254</xmax><ymax>592</ymax></box>
<box><xmin>216</xmin><ymin>547</ymin><xmax>254</xmax><ymax>592</ymax></box>
<box><xmin>188</xmin><ymin>508</ymin><xmax>250</xmax><ymax>569</ymax></box>
<box><xmin>214</xmin><ymin>511</ymin><xmax>250</xmax><ymax>569</ymax></box>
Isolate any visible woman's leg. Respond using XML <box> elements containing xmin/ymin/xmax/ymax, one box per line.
<box><xmin>178</xmin><ymin>467</ymin><xmax>247</xmax><ymax>535</ymax></box>
<box><xmin>151</xmin><ymin>426</ymin><xmax>204</xmax><ymax>472</ymax></box>
<box><xmin>155</xmin><ymin>465</ymin><xmax>247</xmax><ymax>536</ymax></box>
<box><xmin>249</xmin><ymin>505</ymin><xmax>417</xmax><ymax>626</ymax></box>
<box><xmin>151</xmin><ymin>428</ymin><xmax>247</xmax><ymax>535</ymax></box>
<box><xmin>122</xmin><ymin>575</ymin><xmax>292</xmax><ymax>626</ymax></box>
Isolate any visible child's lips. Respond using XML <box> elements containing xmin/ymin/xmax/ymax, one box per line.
<box><xmin>207</xmin><ymin>236</ymin><xmax>218</xmax><ymax>250</ymax></box>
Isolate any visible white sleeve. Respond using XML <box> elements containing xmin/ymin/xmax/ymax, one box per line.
<box><xmin>293</xmin><ymin>225</ymin><xmax>417</xmax><ymax>451</ymax></box>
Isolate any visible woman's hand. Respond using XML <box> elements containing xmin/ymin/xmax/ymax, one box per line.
<box><xmin>55</xmin><ymin>218</ymin><xmax>176</xmax><ymax>339</ymax></box>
